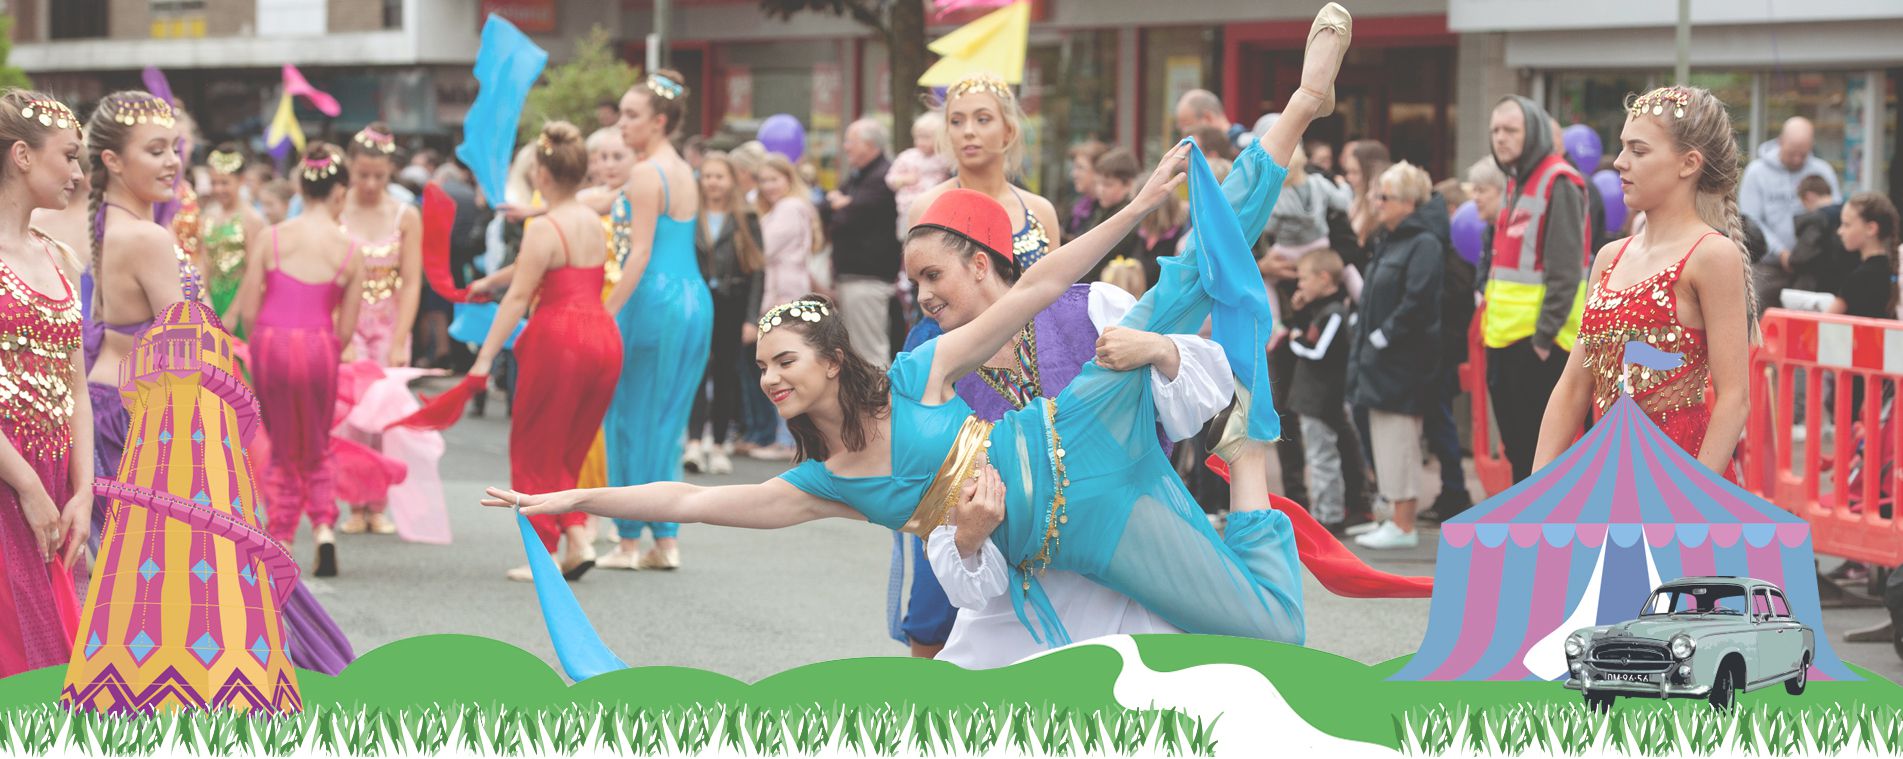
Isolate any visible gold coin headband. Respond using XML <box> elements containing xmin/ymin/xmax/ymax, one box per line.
<box><xmin>301</xmin><ymin>153</ymin><xmax>341</xmax><ymax>182</ymax></box>
<box><xmin>111</xmin><ymin>96</ymin><xmax>175</xmax><ymax>129</ymax></box>
<box><xmin>758</xmin><ymin>300</ymin><xmax>831</xmax><ymax>334</ymax></box>
<box><xmin>19</xmin><ymin>98</ymin><xmax>77</xmax><ymax>131</ymax></box>
<box><xmin>645</xmin><ymin>74</ymin><xmax>685</xmax><ymax>101</ymax></box>
<box><xmin>207</xmin><ymin>149</ymin><xmax>245</xmax><ymax>175</ymax></box>
<box><xmin>1629</xmin><ymin>87</ymin><xmax>1694</xmax><ymax>120</ymax></box>
<box><xmin>353</xmin><ymin>127</ymin><xmax>396</xmax><ymax>155</ymax></box>
<box><xmin>947</xmin><ymin>72</ymin><xmax>1013</xmax><ymax>103</ymax></box>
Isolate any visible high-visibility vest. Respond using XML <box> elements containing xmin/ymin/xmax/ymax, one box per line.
<box><xmin>1482</xmin><ymin>153</ymin><xmax>1590</xmax><ymax>351</ymax></box>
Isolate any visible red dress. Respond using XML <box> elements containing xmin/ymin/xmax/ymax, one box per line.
<box><xmin>0</xmin><ymin>234</ymin><xmax>83</xmax><ymax>677</ymax></box>
<box><xmin>1577</xmin><ymin>232</ymin><xmax>1720</xmax><ymax>458</ymax></box>
<box><xmin>511</xmin><ymin>228</ymin><xmax>623</xmax><ymax>552</ymax></box>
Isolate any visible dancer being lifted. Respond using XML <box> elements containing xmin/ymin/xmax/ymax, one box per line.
<box><xmin>486</xmin><ymin>3</ymin><xmax>1354</xmax><ymax>646</ymax></box>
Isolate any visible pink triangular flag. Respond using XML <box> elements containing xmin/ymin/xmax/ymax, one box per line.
<box><xmin>282</xmin><ymin>64</ymin><xmax>341</xmax><ymax>117</ymax></box>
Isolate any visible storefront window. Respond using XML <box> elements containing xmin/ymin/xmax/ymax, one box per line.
<box><xmin>711</xmin><ymin>40</ymin><xmax>848</xmax><ymax>177</ymax></box>
<box><xmin>1141</xmin><ymin>27</ymin><xmax>1222</xmax><ymax>164</ymax></box>
<box><xmin>1550</xmin><ymin>72</ymin><xmax>1659</xmax><ymax>172</ymax></box>
<box><xmin>1764</xmin><ymin>71</ymin><xmax>1852</xmax><ymax>184</ymax></box>
<box><xmin>1024</xmin><ymin>30</ymin><xmax>1118</xmax><ymax>205</ymax></box>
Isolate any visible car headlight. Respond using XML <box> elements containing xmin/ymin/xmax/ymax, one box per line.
<box><xmin>1565</xmin><ymin>634</ymin><xmax>1584</xmax><ymax>657</ymax></box>
<box><xmin>1670</xmin><ymin>635</ymin><xmax>1695</xmax><ymax>659</ymax></box>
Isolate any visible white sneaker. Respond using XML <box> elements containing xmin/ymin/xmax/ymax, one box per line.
<box><xmin>682</xmin><ymin>441</ymin><xmax>706</xmax><ymax>474</ymax></box>
<box><xmin>706</xmin><ymin>448</ymin><xmax>733</xmax><ymax>474</ymax></box>
<box><xmin>1354</xmin><ymin>522</ymin><xmax>1419</xmax><ymax>550</ymax></box>
<box><xmin>1346</xmin><ymin>519</ymin><xmax>1386</xmax><ymax>537</ymax></box>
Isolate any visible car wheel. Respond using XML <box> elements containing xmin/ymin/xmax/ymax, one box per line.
<box><xmin>1709</xmin><ymin>664</ymin><xmax>1738</xmax><ymax>710</ymax></box>
<box><xmin>1583</xmin><ymin>692</ymin><xmax>1615</xmax><ymax>713</ymax></box>
<box><xmin>1786</xmin><ymin>654</ymin><xmax>1810</xmax><ymax>696</ymax></box>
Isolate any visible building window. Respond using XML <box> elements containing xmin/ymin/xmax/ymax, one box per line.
<box><xmin>384</xmin><ymin>0</ymin><xmax>403</xmax><ymax>29</ymax></box>
<box><xmin>1025</xmin><ymin>30</ymin><xmax>1118</xmax><ymax>206</ymax></box>
<box><xmin>51</xmin><ymin>0</ymin><xmax>109</xmax><ymax>39</ymax></box>
<box><xmin>1141</xmin><ymin>27</ymin><xmax>1222</xmax><ymax>163</ymax></box>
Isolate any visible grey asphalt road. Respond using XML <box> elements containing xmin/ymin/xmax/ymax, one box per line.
<box><xmin>296</xmin><ymin>388</ymin><xmax>1899</xmax><ymax>686</ymax></box>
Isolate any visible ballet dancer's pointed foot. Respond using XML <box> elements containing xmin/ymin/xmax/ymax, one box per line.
<box><xmin>562</xmin><ymin>542</ymin><xmax>598</xmax><ymax>581</ymax></box>
<box><xmin>313</xmin><ymin>525</ymin><xmax>338</xmax><ymax>578</ymax></box>
<box><xmin>1301</xmin><ymin>3</ymin><xmax>1353</xmax><ymax>117</ymax></box>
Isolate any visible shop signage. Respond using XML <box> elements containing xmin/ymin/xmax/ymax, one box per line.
<box><xmin>482</xmin><ymin>0</ymin><xmax>557</xmax><ymax>34</ymax></box>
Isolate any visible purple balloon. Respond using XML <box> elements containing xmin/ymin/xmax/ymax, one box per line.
<box><xmin>1592</xmin><ymin>169</ymin><xmax>1628</xmax><ymax>233</ymax></box>
<box><xmin>1563</xmin><ymin>124</ymin><xmax>1603</xmax><ymax>173</ymax></box>
<box><xmin>758</xmin><ymin>114</ymin><xmax>806</xmax><ymax>162</ymax></box>
<box><xmin>1450</xmin><ymin>200</ymin><xmax>1486</xmax><ymax>266</ymax></box>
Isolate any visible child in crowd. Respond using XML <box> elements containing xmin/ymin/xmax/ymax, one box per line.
<box><xmin>1286</xmin><ymin>248</ymin><xmax>1358</xmax><ymax>532</ymax></box>
<box><xmin>258</xmin><ymin>180</ymin><xmax>295</xmax><ymax>225</ymax></box>
<box><xmin>1086</xmin><ymin>148</ymin><xmax>1144</xmax><ymax>284</ymax></box>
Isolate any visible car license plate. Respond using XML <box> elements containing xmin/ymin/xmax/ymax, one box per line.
<box><xmin>1610</xmin><ymin>673</ymin><xmax>1649</xmax><ymax>682</ymax></box>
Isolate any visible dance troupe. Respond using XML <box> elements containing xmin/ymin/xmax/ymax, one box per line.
<box><xmin>1</xmin><ymin>0</ymin><xmax>1767</xmax><ymax>679</ymax></box>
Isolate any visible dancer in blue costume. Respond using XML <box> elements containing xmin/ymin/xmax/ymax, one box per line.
<box><xmin>488</xmin><ymin>4</ymin><xmax>1352</xmax><ymax>645</ymax></box>
<box><xmin>600</xmin><ymin>69</ymin><xmax>713</xmax><ymax>572</ymax></box>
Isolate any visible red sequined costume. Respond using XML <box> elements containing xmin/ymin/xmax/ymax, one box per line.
<box><xmin>1577</xmin><ymin>232</ymin><xmax>1720</xmax><ymax>458</ymax></box>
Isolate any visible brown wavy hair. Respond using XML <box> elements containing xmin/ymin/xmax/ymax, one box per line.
<box><xmin>772</xmin><ymin>294</ymin><xmax>890</xmax><ymax>462</ymax></box>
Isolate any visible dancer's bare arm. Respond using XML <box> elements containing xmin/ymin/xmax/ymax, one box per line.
<box><xmin>483</xmin><ymin>480</ymin><xmax>862</xmax><ymax>530</ymax></box>
<box><xmin>604</xmin><ymin>167</ymin><xmax>664</xmax><ymax>315</ymax></box>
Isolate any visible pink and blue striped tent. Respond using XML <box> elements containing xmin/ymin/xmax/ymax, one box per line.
<box><xmin>1392</xmin><ymin>394</ymin><xmax>1856</xmax><ymax>681</ymax></box>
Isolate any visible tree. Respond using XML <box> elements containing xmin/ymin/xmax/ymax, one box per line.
<box><xmin>0</xmin><ymin>16</ymin><xmax>32</xmax><ymax>91</ymax></box>
<box><xmin>520</xmin><ymin>25</ymin><xmax>639</xmax><ymax>142</ymax></box>
<box><xmin>760</xmin><ymin>0</ymin><xmax>927</xmax><ymax>137</ymax></box>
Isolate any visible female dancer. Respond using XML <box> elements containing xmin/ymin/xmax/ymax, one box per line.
<box><xmin>338</xmin><ymin>122</ymin><xmax>423</xmax><ymax>535</ymax></box>
<box><xmin>600</xmin><ymin>70</ymin><xmax>713</xmax><ymax>571</ymax></box>
<box><xmin>471</xmin><ymin>123</ymin><xmax>622</xmax><ymax>582</ymax></box>
<box><xmin>200</xmin><ymin>143</ymin><xmax>265</xmax><ymax>332</ymax></box>
<box><xmin>0</xmin><ymin>90</ymin><xmax>92</xmax><ymax>678</ymax></box>
<box><xmin>903</xmin><ymin>71</ymin><xmax>1063</xmax><ymax>348</ymax></box>
<box><xmin>87</xmin><ymin>92</ymin><xmax>357</xmax><ymax>675</ymax></box>
<box><xmin>1535</xmin><ymin>86</ymin><xmax>1753</xmax><ymax>473</ymax></box>
<box><xmin>488</xmin><ymin>2</ymin><xmax>1353</xmax><ymax>646</ymax></box>
<box><xmin>236</xmin><ymin>143</ymin><xmax>363</xmax><ymax>577</ymax></box>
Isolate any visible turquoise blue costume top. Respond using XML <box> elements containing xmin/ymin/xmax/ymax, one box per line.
<box><xmin>781</xmin><ymin>141</ymin><xmax>1303</xmax><ymax>647</ymax></box>
<box><xmin>606</xmin><ymin>164</ymin><xmax>714</xmax><ymax>538</ymax></box>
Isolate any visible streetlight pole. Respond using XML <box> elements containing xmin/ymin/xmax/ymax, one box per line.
<box><xmin>647</xmin><ymin>0</ymin><xmax>671</xmax><ymax>74</ymax></box>
<box><xmin>1675</xmin><ymin>0</ymin><xmax>1691</xmax><ymax>84</ymax></box>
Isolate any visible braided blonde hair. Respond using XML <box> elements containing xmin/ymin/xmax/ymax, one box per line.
<box><xmin>1628</xmin><ymin>86</ymin><xmax>1755</xmax><ymax>339</ymax></box>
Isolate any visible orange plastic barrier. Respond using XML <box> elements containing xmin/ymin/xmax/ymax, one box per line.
<box><xmin>1464</xmin><ymin>303</ymin><xmax>1515</xmax><ymax>497</ymax></box>
<box><xmin>1744</xmin><ymin>309</ymin><xmax>1903</xmax><ymax>566</ymax></box>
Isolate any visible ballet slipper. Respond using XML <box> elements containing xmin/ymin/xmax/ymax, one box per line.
<box><xmin>1211</xmin><ymin>385</ymin><xmax>1258</xmax><ymax>464</ymax></box>
<box><xmin>1303</xmin><ymin>3</ymin><xmax>1354</xmax><ymax>118</ymax></box>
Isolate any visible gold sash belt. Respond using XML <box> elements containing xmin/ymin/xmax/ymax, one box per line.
<box><xmin>903</xmin><ymin>415</ymin><xmax>995</xmax><ymax>539</ymax></box>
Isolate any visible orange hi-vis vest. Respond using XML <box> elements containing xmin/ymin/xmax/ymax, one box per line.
<box><xmin>1482</xmin><ymin>152</ymin><xmax>1590</xmax><ymax>351</ymax></box>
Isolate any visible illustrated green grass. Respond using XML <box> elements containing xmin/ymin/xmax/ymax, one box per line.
<box><xmin>3</xmin><ymin>633</ymin><xmax>1900</xmax><ymax>755</ymax></box>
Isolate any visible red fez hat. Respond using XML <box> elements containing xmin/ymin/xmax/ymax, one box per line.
<box><xmin>913</xmin><ymin>189</ymin><xmax>1013</xmax><ymax>271</ymax></box>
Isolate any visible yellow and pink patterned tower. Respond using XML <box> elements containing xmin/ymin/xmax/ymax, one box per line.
<box><xmin>60</xmin><ymin>300</ymin><xmax>301</xmax><ymax>714</ymax></box>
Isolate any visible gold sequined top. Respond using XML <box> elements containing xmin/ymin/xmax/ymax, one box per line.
<box><xmin>345</xmin><ymin>206</ymin><xmax>405</xmax><ymax>305</ymax></box>
<box><xmin>201</xmin><ymin>213</ymin><xmax>246</xmax><ymax>278</ymax></box>
<box><xmin>1576</xmin><ymin>234</ymin><xmax>1715</xmax><ymax>455</ymax></box>
<box><xmin>169</xmin><ymin>184</ymin><xmax>201</xmax><ymax>263</ymax></box>
<box><xmin>0</xmin><ymin>233</ymin><xmax>82</xmax><ymax>462</ymax></box>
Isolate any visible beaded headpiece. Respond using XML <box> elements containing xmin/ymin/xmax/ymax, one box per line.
<box><xmin>758</xmin><ymin>300</ymin><xmax>831</xmax><ymax>335</ymax></box>
<box><xmin>537</xmin><ymin>133</ymin><xmax>555</xmax><ymax>155</ymax></box>
<box><xmin>18</xmin><ymin>97</ymin><xmax>77</xmax><ymax>131</ymax></box>
<box><xmin>645</xmin><ymin>73</ymin><xmax>685</xmax><ymax>102</ymax></box>
<box><xmin>300</xmin><ymin>152</ymin><xmax>341</xmax><ymax>182</ymax></box>
<box><xmin>946</xmin><ymin>72</ymin><xmax>1014</xmax><ymax>103</ymax></box>
<box><xmin>1629</xmin><ymin>87</ymin><xmax>1694</xmax><ymax>120</ymax></box>
<box><xmin>207</xmin><ymin>148</ymin><xmax>245</xmax><ymax>175</ymax></box>
<box><xmin>109</xmin><ymin>95</ymin><xmax>175</xmax><ymax>129</ymax></box>
<box><xmin>353</xmin><ymin>126</ymin><xmax>397</xmax><ymax>155</ymax></box>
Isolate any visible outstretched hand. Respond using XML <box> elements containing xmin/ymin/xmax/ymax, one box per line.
<box><xmin>1132</xmin><ymin>141</ymin><xmax>1191</xmax><ymax>214</ymax></box>
<box><xmin>482</xmin><ymin>486</ymin><xmax>579</xmax><ymax>517</ymax></box>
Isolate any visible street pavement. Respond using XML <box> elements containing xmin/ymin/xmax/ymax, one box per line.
<box><xmin>299</xmin><ymin>386</ymin><xmax>1901</xmax><ymax>686</ymax></box>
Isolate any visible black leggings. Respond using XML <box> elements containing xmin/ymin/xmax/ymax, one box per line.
<box><xmin>688</xmin><ymin>287</ymin><xmax>748</xmax><ymax>445</ymax></box>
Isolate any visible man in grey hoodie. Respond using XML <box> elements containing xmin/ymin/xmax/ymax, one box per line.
<box><xmin>1741</xmin><ymin>117</ymin><xmax>1842</xmax><ymax>264</ymax></box>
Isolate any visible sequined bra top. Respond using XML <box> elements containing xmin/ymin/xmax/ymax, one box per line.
<box><xmin>1577</xmin><ymin>232</ymin><xmax>1718</xmax><ymax>454</ymax></box>
<box><xmin>345</xmin><ymin>203</ymin><xmax>405</xmax><ymax>305</ymax></box>
<box><xmin>0</xmin><ymin>234</ymin><xmax>82</xmax><ymax>462</ymax></box>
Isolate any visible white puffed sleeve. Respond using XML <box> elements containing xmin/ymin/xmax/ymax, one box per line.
<box><xmin>1086</xmin><ymin>282</ymin><xmax>1236</xmax><ymax>440</ymax></box>
<box><xmin>926</xmin><ymin>525</ymin><xmax>1010</xmax><ymax>610</ymax></box>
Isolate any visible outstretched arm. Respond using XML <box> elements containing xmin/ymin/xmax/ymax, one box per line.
<box><xmin>483</xmin><ymin>479</ymin><xmax>863</xmax><ymax>530</ymax></box>
<box><xmin>925</xmin><ymin>144</ymin><xmax>1189</xmax><ymax>400</ymax></box>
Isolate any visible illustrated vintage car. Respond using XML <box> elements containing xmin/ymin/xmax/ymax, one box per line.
<box><xmin>1563</xmin><ymin>576</ymin><xmax>1813</xmax><ymax>710</ymax></box>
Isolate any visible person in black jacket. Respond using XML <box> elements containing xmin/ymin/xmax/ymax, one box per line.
<box><xmin>1287</xmin><ymin>248</ymin><xmax>1363</xmax><ymax>533</ymax></box>
<box><xmin>823</xmin><ymin>119</ymin><xmax>902</xmax><ymax>366</ymax></box>
<box><xmin>1348</xmin><ymin>163</ymin><xmax>1445</xmax><ymax>550</ymax></box>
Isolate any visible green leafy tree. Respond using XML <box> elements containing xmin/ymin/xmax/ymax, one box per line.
<box><xmin>760</xmin><ymin>0</ymin><xmax>927</xmax><ymax>135</ymax></box>
<box><xmin>0</xmin><ymin>16</ymin><xmax>33</xmax><ymax>91</ymax></box>
<box><xmin>520</xmin><ymin>25</ymin><xmax>638</xmax><ymax>142</ymax></box>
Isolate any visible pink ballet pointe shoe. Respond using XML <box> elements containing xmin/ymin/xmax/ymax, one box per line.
<box><xmin>1302</xmin><ymin>3</ymin><xmax>1354</xmax><ymax>118</ymax></box>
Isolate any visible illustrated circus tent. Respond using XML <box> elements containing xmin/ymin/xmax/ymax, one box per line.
<box><xmin>1392</xmin><ymin>393</ymin><xmax>1856</xmax><ymax>682</ymax></box>
<box><xmin>61</xmin><ymin>301</ymin><xmax>303</xmax><ymax>714</ymax></box>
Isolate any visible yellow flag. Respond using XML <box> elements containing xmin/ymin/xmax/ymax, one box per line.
<box><xmin>918</xmin><ymin>1</ymin><xmax>1031</xmax><ymax>86</ymax></box>
<box><xmin>264</xmin><ymin>92</ymin><xmax>305</xmax><ymax>154</ymax></box>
